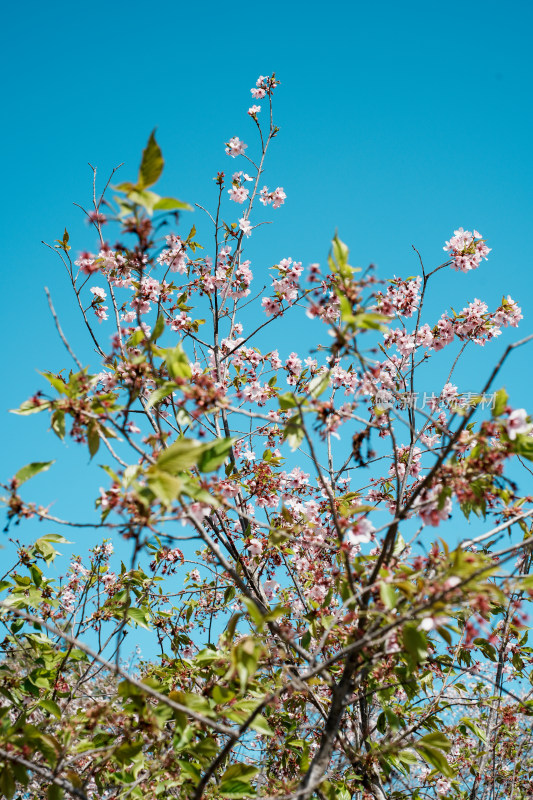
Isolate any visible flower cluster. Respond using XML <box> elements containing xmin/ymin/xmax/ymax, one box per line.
<box><xmin>384</xmin><ymin>293</ymin><xmax>522</xmax><ymax>356</ymax></box>
<box><xmin>250</xmin><ymin>74</ymin><xmax>279</xmax><ymax>99</ymax></box>
<box><xmin>228</xmin><ymin>171</ymin><xmax>252</xmax><ymax>204</ymax></box>
<box><xmin>414</xmin><ymin>483</ymin><xmax>452</xmax><ymax>527</ymax></box>
<box><xmin>157</xmin><ymin>233</ymin><xmax>188</xmax><ymax>273</ymax></box>
<box><xmin>443</xmin><ymin>227</ymin><xmax>491</xmax><ymax>272</ymax></box>
<box><xmin>376</xmin><ymin>276</ymin><xmax>422</xmax><ymax>318</ymax></box>
<box><xmin>261</xmin><ymin>257</ymin><xmax>304</xmax><ymax>317</ymax></box>
<box><xmin>225</xmin><ymin>136</ymin><xmax>247</xmax><ymax>158</ymax></box>
<box><xmin>259</xmin><ymin>185</ymin><xmax>286</xmax><ymax>208</ymax></box>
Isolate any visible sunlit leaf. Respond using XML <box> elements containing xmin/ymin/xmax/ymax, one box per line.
<box><xmin>15</xmin><ymin>461</ymin><xmax>54</xmax><ymax>486</ymax></box>
<box><xmin>138</xmin><ymin>130</ymin><xmax>164</xmax><ymax>189</ymax></box>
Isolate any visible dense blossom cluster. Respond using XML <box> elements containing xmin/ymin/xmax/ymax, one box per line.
<box><xmin>384</xmin><ymin>294</ymin><xmax>522</xmax><ymax>356</ymax></box>
<box><xmin>376</xmin><ymin>275</ymin><xmax>422</xmax><ymax>318</ymax></box>
<box><xmin>259</xmin><ymin>185</ymin><xmax>287</xmax><ymax>208</ymax></box>
<box><xmin>443</xmin><ymin>227</ymin><xmax>491</xmax><ymax>272</ymax></box>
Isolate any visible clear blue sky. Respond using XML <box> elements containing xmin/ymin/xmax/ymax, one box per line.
<box><xmin>2</xmin><ymin>0</ymin><xmax>533</xmax><ymax>555</ymax></box>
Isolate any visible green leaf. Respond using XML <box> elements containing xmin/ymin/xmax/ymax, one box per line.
<box><xmin>127</xmin><ymin>329</ymin><xmax>146</xmax><ymax>348</ymax></box>
<box><xmin>127</xmin><ymin>607</ymin><xmax>151</xmax><ymax>630</ymax></box>
<box><xmin>514</xmin><ymin>433</ymin><xmax>533</xmax><ymax>462</ymax></box>
<box><xmin>416</xmin><ymin>742</ymin><xmax>454</xmax><ymax>778</ymax></box>
<box><xmin>219</xmin><ymin>779</ymin><xmax>257</xmax><ymax>798</ymax></box>
<box><xmin>180</xmin><ymin>475</ymin><xmax>218</xmax><ymax>506</ymax></box>
<box><xmin>212</xmin><ymin>685</ymin><xmax>236</xmax><ymax>704</ymax></box>
<box><xmin>39</xmin><ymin>699</ymin><xmax>61</xmax><ymax>719</ymax></box>
<box><xmin>124</xmin><ymin>188</ymin><xmax>161</xmax><ymax>215</ymax></box>
<box><xmin>493</xmin><ymin>387</ymin><xmax>508</xmax><ymax>417</ymax></box>
<box><xmin>37</xmin><ymin>534</ymin><xmax>72</xmax><ymax>544</ymax></box>
<box><xmin>242</xmin><ymin>597</ymin><xmax>266</xmax><ymax>631</ymax></box>
<box><xmin>418</xmin><ymin>732</ymin><xmax>452</xmax><ymax>752</ymax></box>
<box><xmin>351</xmin><ymin>311</ymin><xmax>390</xmax><ymax>331</ymax></box>
<box><xmin>194</xmin><ymin>648</ymin><xmax>219</xmax><ymax>665</ymax></box>
<box><xmin>154</xmin><ymin>436</ymin><xmax>234</xmax><ymax>475</ymax></box>
<box><xmin>379</xmin><ymin>582</ymin><xmax>398</xmax><ymax>610</ymax></box>
<box><xmin>327</xmin><ymin>232</ymin><xmax>362</xmax><ymax>280</ymax></box>
<box><xmin>153</xmin><ymin>196</ymin><xmax>193</xmax><ymax>212</ymax></box>
<box><xmin>269</xmin><ymin>528</ymin><xmax>290</xmax><ymax>546</ymax></box>
<box><xmin>146</xmin><ymin>469</ymin><xmax>183</xmax><ymax>504</ymax></box>
<box><xmin>15</xmin><ymin>461</ymin><xmax>54</xmax><ymax>486</ymax></box>
<box><xmin>51</xmin><ymin>410</ymin><xmax>66</xmax><ymax>439</ymax></box>
<box><xmin>156</xmin><ymin>439</ymin><xmax>205</xmax><ymax>473</ymax></box>
<box><xmin>308</xmin><ymin>372</ymin><xmax>330</xmax><ymax>399</ymax></box>
<box><xmin>332</xmin><ymin>233</ymin><xmax>349</xmax><ymax>270</ymax></box>
<box><xmin>249</xmin><ymin>715</ymin><xmax>274</xmax><ymax>736</ymax></box>
<box><xmin>190</xmin><ymin>737</ymin><xmax>218</xmax><ymax>758</ymax></box>
<box><xmin>338</xmin><ymin>293</ymin><xmax>355</xmax><ymax>323</ymax></box>
<box><xmin>87</xmin><ymin>423</ymin><xmax>100</xmax><ymax>458</ymax></box>
<box><xmin>278</xmin><ymin>392</ymin><xmax>297</xmax><ymax>410</ymax></box>
<box><xmin>398</xmin><ymin>749</ymin><xmax>418</xmax><ymax>765</ymax></box>
<box><xmin>402</xmin><ymin>623</ymin><xmax>428</xmax><ymax>663</ymax></box>
<box><xmin>284</xmin><ymin>415</ymin><xmax>304</xmax><ymax>451</ymax></box>
<box><xmin>221</xmin><ymin>765</ymin><xmax>259</xmax><ymax>782</ymax></box>
<box><xmin>11</xmin><ymin>399</ymin><xmax>52</xmax><ymax>415</ymax></box>
<box><xmin>224</xmin><ymin>585</ymin><xmax>236</xmax><ymax>604</ymax></box>
<box><xmin>460</xmin><ymin>717</ymin><xmax>486</xmax><ymax>742</ymax></box>
<box><xmin>219</xmin><ymin>765</ymin><xmax>258</xmax><ymax>798</ymax></box>
<box><xmin>0</xmin><ymin>767</ymin><xmax>16</xmax><ymax>800</ymax></box>
<box><xmin>393</xmin><ymin>532</ymin><xmax>406</xmax><ymax>557</ymax></box>
<box><xmin>177</xmin><ymin>759</ymin><xmax>201</xmax><ymax>781</ymax></box>
<box><xmin>114</xmin><ymin>740</ymin><xmax>144</xmax><ymax>764</ymax></box>
<box><xmin>34</xmin><ymin>534</ymin><xmax>71</xmax><ymax>564</ymax></box>
<box><xmin>40</xmin><ymin>372</ymin><xmax>68</xmax><ymax>395</ymax></box>
<box><xmin>197</xmin><ymin>438</ymin><xmax>235</xmax><ymax>472</ymax></box>
<box><xmin>151</xmin><ymin>314</ymin><xmax>166</xmax><ymax>342</ymax></box>
<box><xmin>138</xmin><ymin>130</ymin><xmax>164</xmax><ymax>189</ymax></box>
<box><xmin>473</xmin><ymin>637</ymin><xmax>498</xmax><ymax>662</ymax></box>
<box><xmin>146</xmin><ymin>383</ymin><xmax>176</xmax><ymax>410</ymax></box>
<box><xmin>165</xmin><ymin>343</ymin><xmax>192</xmax><ymax>380</ymax></box>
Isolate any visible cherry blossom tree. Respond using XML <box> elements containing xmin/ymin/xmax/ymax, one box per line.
<box><xmin>2</xmin><ymin>73</ymin><xmax>533</xmax><ymax>800</ymax></box>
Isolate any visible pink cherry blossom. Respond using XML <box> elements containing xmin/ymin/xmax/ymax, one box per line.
<box><xmin>251</xmin><ymin>77</ymin><xmax>268</xmax><ymax>99</ymax></box>
<box><xmin>263</xmin><ymin>579</ymin><xmax>280</xmax><ymax>600</ymax></box>
<box><xmin>170</xmin><ymin>311</ymin><xmax>192</xmax><ymax>331</ymax></box>
<box><xmin>157</xmin><ymin>234</ymin><xmax>188</xmax><ymax>274</ymax></box>
<box><xmin>440</xmin><ymin>382</ymin><xmax>458</xmax><ymax>405</ymax></box>
<box><xmin>239</xmin><ymin>217</ymin><xmax>252</xmax><ymax>237</ymax></box>
<box><xmin>493</xmin><ymin>295</ymin><xmax>523</xmax><ymax>328</ymax></box>
<box><xmin>228</xmin><ymin>186</ymin><xmax>249</xmax><ymax>204</ymax></box>
<box><xmin>416</xmin><ymin>484</ymin><xmax>452</xmax><ymax>526</ymax></box>
<box><xmin>225</xmin><ymin>137</ymin><xmax>247</xmax><ymax>158</ymax></box>
<box><xmin>259</xmin><ymin>186</ymin><xmax>287</xmax><ymax>208</ymax></box>
<box><xmin>75</xmin><ymin>251</ymin><xmax>98</xmax><ymax>275</ymax></box>
<box><xmin>94</xmin><ymin>305</ymin><xmax>109</xmax><ymax>322</ymax></box>
<box><xmin>261</xmin><ymin>297</ymin><xmax>281</xmax><ymax>316</ymax></box>
<box><xmin>376</xmin><ymin>276</ymin><xmax>421</xmax><ymax>318</ymax></box>
<box><xmin>247</xmin><ymin>538</ymin><xmax>263</xmax><ymax>557</ymax></box>
<box><xmin>435</xmin><ymin>778</ymin><xmax>451</xmax><ymax>796</ymax></box>
<box><xmin>346</xmin><ymin>518</ymin><xmax>375</xmax><ymax>546</ymax></box>
<box><xmin>419</xmin><ymin>615</ymin><xmax>448</xmax><ymax>631</ymax></box>
<box><xmin>443</xmin><ymin>227</ymin><xmax>491</xmax><ymax>272</ymax></box>
<box><xmin>505</xmin><ymin>409</ymin><xmax>531</xmax><ymax>440</ymax></box>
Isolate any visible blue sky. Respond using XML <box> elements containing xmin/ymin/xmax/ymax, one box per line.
<box><xmin>2</xmin><ymin>0</ymin><xmax>533</xmax><ymax>560</ymax></box>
